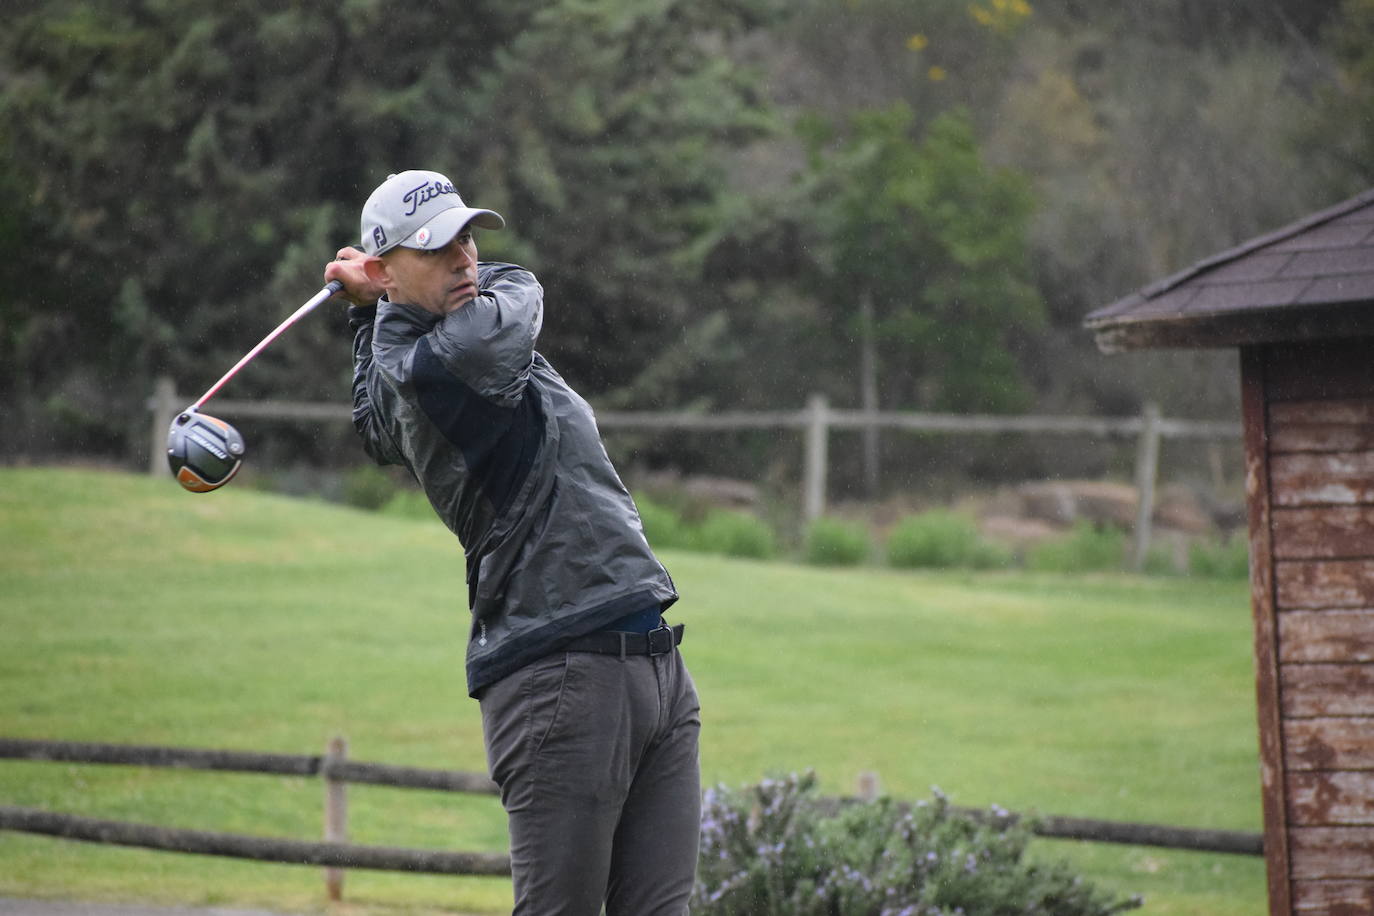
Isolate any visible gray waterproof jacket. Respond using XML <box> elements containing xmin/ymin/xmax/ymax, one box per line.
<box><xmin>347</xmin><ymin>262</ymin><xmax>677</xmax><ymax>695</ymax></box>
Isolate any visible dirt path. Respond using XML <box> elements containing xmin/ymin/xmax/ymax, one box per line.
<box><xmin>0</xmin><ymin>900</ymin><xmax>294</xmax><ymax>916</ymax></box>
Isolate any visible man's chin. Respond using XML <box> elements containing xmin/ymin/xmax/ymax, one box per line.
<box><xmin>442</xmin><ymin>289</ymin><xmax>477</xmax><ymax>312</ymax></box>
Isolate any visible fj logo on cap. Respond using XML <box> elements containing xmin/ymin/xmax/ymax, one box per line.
<box><xmin>372</xmin><ymin>226</ymin><xmax>387</xmax><ymax>250</ymax></box>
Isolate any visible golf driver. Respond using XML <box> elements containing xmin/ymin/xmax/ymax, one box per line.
<box><xmin>167</xmin><ymin>279</ymin><xmax>343</xmax><ymax>492</ymax></box>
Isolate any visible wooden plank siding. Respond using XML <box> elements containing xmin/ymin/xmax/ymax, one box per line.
<box><xmin>1272</xmin><ymin>455</ymin><xmax>1374</xmax><ymax>507</ymax></box>
<box><xmin>1276</xmin><ymin>560</ymin><xmax>1374</xmax><ymax>609</ymax></box>
<box><xmin>1291</xmin><ymin>827</ymin><xmax>1374</xmax><ymax>879</ymax></box>
<box><xmin>1292</xmin><ymin>879</ymin><xmax>1374</xmax><ymax>913</ymax></box>
<box><xmin>1270</xmin><ymin>401</ymin><xmax>1374</xmax><ymax>453</ymax></box>
<box><xmin>1286</xmin><ymin>718</ymin><xmax>1374</xmax><ymax>770</ymax></box>
<box><xmin>1273</xmin><ymin>508</ymin><xmax>1374</xmax><ymax>558</ymax></box>
<box><xmin>1280</xmin><ymin>665</ymin><xmax>1374</xmax><ymax>717</ymax></box>
<box><xmin>1259</xmin><ymin>337</ymin><xmax>1374</xmax><ymax>912</ymax></box>
<box><xmin>1288</xmin><ymin>772</ymin><xmax>1374</xmax><ymax>824</ymax></box>
<box><xmin>1278</xmin><ymin>611</ymin><xmax>1374</xmax><ymax>662</ymax></box>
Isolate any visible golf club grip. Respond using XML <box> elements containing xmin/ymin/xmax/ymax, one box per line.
<box><xmin>189</xmin><ymin>280</ymin><xmax>346</xmax><ymax>411</ymax></box>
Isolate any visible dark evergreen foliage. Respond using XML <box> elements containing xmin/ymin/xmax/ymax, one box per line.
<box><xmin>1</xmin><ymin>0</ymin><xmax>1367</xmax><ymax>485</ymax></box>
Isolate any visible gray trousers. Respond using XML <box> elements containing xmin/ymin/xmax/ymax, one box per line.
<box><xmin>479</xmin><ymin>645</ymin><xmax>701</xmax><ymax>915</ymax></box>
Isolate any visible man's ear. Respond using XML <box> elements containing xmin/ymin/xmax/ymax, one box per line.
<box><xmin>362</xmin><ymin>255</ymin><xmax>390</xmax><ymax>288</ymax></box>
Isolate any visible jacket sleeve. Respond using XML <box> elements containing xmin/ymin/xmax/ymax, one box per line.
<box><xmin>348</xmin><ymin>303</ymin><xmax>406</xmax><ymax>466</ymax></box>
<box><xmin>428</xmin><ymin>263</ymin><xmax>543</xmax><ymax>407</ymax></box>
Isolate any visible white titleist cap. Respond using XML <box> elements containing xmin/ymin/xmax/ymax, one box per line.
<box><xmin>359</xmin><ymin>170</ymin><xmax>504</xmax><ymax>256</ymax></box>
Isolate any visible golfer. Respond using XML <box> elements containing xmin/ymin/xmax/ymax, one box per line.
<box><xmin>325</xmin><ymin>170</ymin><xmax>701</xmax><ymax>915</ymax></box>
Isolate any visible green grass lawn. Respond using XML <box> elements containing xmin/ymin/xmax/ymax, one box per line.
<box><xmin>0</xmin><ymin>467</ymin><xmax>1266</xmax><ymax>914</ymax></box>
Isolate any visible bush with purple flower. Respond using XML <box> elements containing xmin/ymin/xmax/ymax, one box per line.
<box><xmin>692</xmin><ymin>772</ymin><xmax>1142</xmax><ymax>915</ymax></box>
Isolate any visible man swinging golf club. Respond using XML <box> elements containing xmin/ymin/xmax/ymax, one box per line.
<box><xmin>325</xmin><ymin>170</ymin><xmax>700</xmax><ymax>915</ymax></box>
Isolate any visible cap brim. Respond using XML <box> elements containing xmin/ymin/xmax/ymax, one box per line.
<box><xmin>397</xmin><ymin>206</ymin><xmax>505</xmax><ymax>251</ymax></box>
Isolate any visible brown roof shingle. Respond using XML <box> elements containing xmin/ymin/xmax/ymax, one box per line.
<box><xmin>1085</xmin><ymin>188</ymin><xmax>1374</xmax><ymax>352</ymax></box>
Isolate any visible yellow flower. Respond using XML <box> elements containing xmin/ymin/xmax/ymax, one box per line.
<box><xmin>928</xmin><ymin>65</ymin><xmax>947</xmax><ymax>81</ymax></box>
<box><xmin>970</xmin><ymin>0</ymin><xmax>1030</xmax><ymax>28</ymax></box>
<box><xmin>906</xmin><ymin>33</ymin><xmax>929</xmax><ymax>51</ymax></box>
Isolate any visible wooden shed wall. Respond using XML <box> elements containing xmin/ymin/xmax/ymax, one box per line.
<box><xmin>1246</xmin><ymin>338</ymin><xmax>1374</xmax><ymax>914</ymax></box>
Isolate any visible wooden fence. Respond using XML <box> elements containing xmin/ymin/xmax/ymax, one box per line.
<box><xmin>0</xmin><ymin>737</ymin><xmax>1262</xmax><ymax>902</ymax></box>
<box><xmin>0</xmin><ymin>737</ymin><xmax>508</xmax><ymax>902</ymax></box>
<box><xmin>147</xmin><ymin>378</ymin><xmax>1241</xmax><ymax>569</ymax></box>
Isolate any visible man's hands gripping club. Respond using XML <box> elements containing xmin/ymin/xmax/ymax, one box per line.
<box><xmin>326</xmin><ymin>247</ymin><xmax>384</xmax><ymax>307</ymax></box>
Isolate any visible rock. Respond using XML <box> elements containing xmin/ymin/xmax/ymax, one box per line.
<box><xmin>1152</xmin><ymin>486</ymin><xmax>1213</xmax><ymax>534</ymax></box>
<box><xmin>979</xmin><ymin>515</ymin><xmax>1063</xmax><ymax>547</ymax></box>
<box><xmin>681</xmin><ymin>475</ymin><xmax>759</xmax><ymax>508</ymax></box>
<box><xmin>635</xmin><ymin>469</ymin><xmax>758</xmax><ymax>509</ymax></box>
<box><xmin>1016</xmin><ymin>480</ymin><xmax>1138</xmax><ymax>528</ymax></box>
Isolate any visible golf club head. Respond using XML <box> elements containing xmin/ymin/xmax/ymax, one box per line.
<box><xmin>167</xmin><ymin>411</ymin><xmax>245</xmax><ymax>493</ymax></box>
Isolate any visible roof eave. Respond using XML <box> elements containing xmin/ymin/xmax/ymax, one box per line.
<box><xmin>1087</xmin><ymin>300</ymin><xmax>1374</xmax><ymax>354</ymax></box>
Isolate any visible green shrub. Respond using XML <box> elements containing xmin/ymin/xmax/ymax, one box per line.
<box><xmin>1026</xmin><ymin>521</ymin><xmax>1127</xmax><ymax>573</ymax></box>
<box><xmin>342</xmin><ymin>464</ymin><xmax>399</xmax><ymax>511</ymax></box>
<box><xmin>886</xmin><ymin>509</ymin><xmax>1011</xmax><ymax>570</ymax></box>
<box><xmin>1143</xmin><ymin>541</ymin><xmax>1185</xmax><ymax>577</ymax></box>
<box><xmin>694</xmin><ymin>508</ymin><xmax>777</xmax><ymax>560</ymax></box>
<box><xmin>1189</xmin><ymin>533</ymin><xmax>1250</xmax><ymax>579</ymax></box>
<box><xmin>803</xmin><ymin>516</ymin><xmax>872</xmax><ymax>566</ymax></box>
<box><xmin>636</xmin><ymin>496</ymin><xmax>694</xmax><ymax>550</ymax></box>
<box><xmin>693</xmin><ymin>772</ymin><xmax>1141</xmax><ymax>916</ymax></box>
<box><xmin>379</xmin><ymin>489</ymin><xmax>434</xmax><ymax>521</ymax></box>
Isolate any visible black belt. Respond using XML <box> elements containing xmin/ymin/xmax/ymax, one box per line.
<box><xmin>565</xmin><ymin>623</ymin><xmax>684</xmax><ymax>658</ymax></box>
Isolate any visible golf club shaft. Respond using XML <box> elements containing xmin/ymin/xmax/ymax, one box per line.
<box><xmin>189</xmin><ymin>280</ymin><xmax>344</xmax><ymax>412</ymax></box>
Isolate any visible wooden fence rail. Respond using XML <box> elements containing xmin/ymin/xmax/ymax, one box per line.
<box><xmin>959</xmin><ymin>808</ymin><xmax>1261</xmax><ymax>856</ymax></box>
<box><xmin>0</xmin><ymin>737</ymin><xmax>499</xmax><ymax>794</ymax></box>
<box><xmin>146</xmin><ymin>378</ymin><xmax>1242</xmax><ymax>569</ymax></box>
<box><xmin>0</xmin><ymin>738</ymin><xmax>1263</xmax><ymax>876</ymax></box>
<box><xmin>0</xmin><ymin>805</ymin><xmax>511</xmax><ymax>876</ymax></box>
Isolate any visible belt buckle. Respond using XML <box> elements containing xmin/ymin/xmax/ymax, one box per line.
<box><xmin>646</xmin><ymin>624</ymin><xmax>674</xmax><ymax>656</ymax></box>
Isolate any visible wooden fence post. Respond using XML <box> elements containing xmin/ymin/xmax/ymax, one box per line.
<box><xmin>323</xmin><ymin>736</ymin><xmax>348</xmax><ymax>902</ymax></box>
<box><xmin>858</xmin><ymin>294</ymin><xmax>880</xmax><ymax>498</ymax></box>
<box><xmin>1132</xmin><ymin>403</ymin><xmax>1162</xmax><ymax>572</ymax></box>
<box><xmin>148</xmin><ymin>376</ymin><xmax>178</xmax><ymax>477</ymax></box>
<box><xmin>803</xmin><ymin>393</ymin><xmax>830</xmax><ymax>524</ymax></box>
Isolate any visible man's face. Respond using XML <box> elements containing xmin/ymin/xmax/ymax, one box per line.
<box><xmin>378</xmin><ymin>227</ymin><xmax>479</xmax><ymax>315</ymax></box>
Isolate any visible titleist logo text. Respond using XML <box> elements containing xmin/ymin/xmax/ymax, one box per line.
<box><xmin>402</xmin><ymin>179</ymin><xmax>457</xmax><ymax>216</ymax></box>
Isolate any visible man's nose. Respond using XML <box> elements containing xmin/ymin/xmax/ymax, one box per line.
<box><xmin>449</xmin><ymin>242</ymin><xmax>474</xmax><ymax>269</ymax></box>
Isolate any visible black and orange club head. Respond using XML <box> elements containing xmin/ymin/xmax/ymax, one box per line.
<box><xmin>166</xmin><ymin>279</ymin><xmax>341</xmax><ymax>494</ymax></box>
<box><xmin>167</xmin><ymin>410</ymin><xmax>246</xmax><ymax>493</ymax></box>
